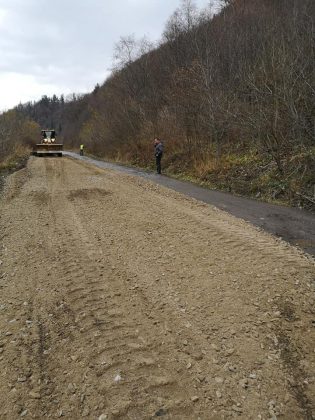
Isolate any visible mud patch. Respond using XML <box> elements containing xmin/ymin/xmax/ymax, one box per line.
<box><xmin>67</xmin><ymin>188</ymin><xmax>112</xmax><ymax>201</ymax></box>
<box><xmin>278</xmin><ymin>300</ymin><xmax>297</xmax><ymax>322</ymax></box>
<box><xmin>28</xmin><ymin>191</ymin><xmax>50</xmax><ymax>205</ymax></box>
<box><xmin>277</xmin><ymin>331</ymin><xmax>314</xmax><ymax>419</ymax></box>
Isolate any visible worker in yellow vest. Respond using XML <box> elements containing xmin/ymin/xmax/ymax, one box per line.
<box><xmin>80</xmin><ymin>144</ymin><xmax>84</xmax><ymax>156</ymax></box>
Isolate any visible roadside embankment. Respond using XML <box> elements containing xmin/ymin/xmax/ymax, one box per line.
<box><xmin>101</xmin><ymin>147</ymin><xmax>315</xmax><ymax>212</ymax></box>
<box><xmin>0</xmin><ymin>147</ymin><xmax>30</xmax><ymax>192</ymax></box>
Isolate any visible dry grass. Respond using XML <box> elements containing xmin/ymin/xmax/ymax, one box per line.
<box><xmin>0</xmin><ymin>145</ymin><xmax>30</xmax><ymax>172</ymax></box>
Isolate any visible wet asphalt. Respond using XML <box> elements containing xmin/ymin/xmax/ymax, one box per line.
<box><xmin>64</xmin><ymin>151</ymin><xmax>315</xmax><ymax>257</ymax></box>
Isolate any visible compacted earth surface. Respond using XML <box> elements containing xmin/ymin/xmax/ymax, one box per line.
<box><xmin>0</xmin><ymin>157</ymin><xmax>314</xmax><ymax>419</ymax></box>
<box><xmin>65</xmin><ymin>152</ymin><xmax>315</xmax><ymax>257</ymax></box>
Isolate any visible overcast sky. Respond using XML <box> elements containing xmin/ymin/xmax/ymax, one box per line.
<box><xmin>0</xmin><ymin>0</ymin><xmax>219</xmax><ymax>112</ymax></box>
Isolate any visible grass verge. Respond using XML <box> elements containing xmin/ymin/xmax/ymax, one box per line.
<box><xmin>0</xmin><ymin>146</ymin><xmax>30</xmax><ymax>192</ymax></box>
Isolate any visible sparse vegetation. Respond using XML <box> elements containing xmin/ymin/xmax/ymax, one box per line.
<box><xmin>0</xmin><ymin>109</ymin><xmax>39</xmax><ymax>171</ymax></box>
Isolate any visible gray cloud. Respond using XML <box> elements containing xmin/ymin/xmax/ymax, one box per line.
<box><xmin>0</xmin><ymin>0</ymin><xmax>213</xmax><ymax>110</ymax></box>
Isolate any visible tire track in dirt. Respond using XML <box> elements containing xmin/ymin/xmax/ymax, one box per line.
<box><xmin>64</xmin><ymin>158</ymin><xmax>314</xmax><ymax>419</ymax></box>
<box><xmin>0</xmin><ymin>157</ymin><xmax>314</xmax><ymax>419</ymax></box>
<box><xmin>65</xmin><ymin>151</ymin><xmax>315</xmax><ymax>257</ymax></box>
<box><xmin>40</xmin><ymin>158</ymin><xmax>201</xmax><ymax>418</ymax></box>
<box><xmin>0</xmin><ymin>160</ymin><xmax>62</xmax><ymax>418</ymax></box>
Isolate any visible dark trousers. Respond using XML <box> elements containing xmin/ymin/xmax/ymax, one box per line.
<box><xmin>156</xmin><ymin>154</ymin><xmax>162</xmax><ymax>174</ymax></box>
<box><xmin>80</xmin><ymin>149</ymin><xmax>84</xmax><ymax>156</ymax></box>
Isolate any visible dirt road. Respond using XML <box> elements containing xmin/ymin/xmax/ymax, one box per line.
<box><xmin>0</xmin><ymin>157</ymin><xmax>314</xmax><ymax>419</ymax></box>
<box><xmin>65</xmin><ymin>152</ymin><xmax>315</xmax><ymax>257</ymax></box>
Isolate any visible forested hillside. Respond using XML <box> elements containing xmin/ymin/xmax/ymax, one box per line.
<box><xmin>1</xmin><ymin>0</ymin><xmax>314</xmax><ymax>207</ymax></box>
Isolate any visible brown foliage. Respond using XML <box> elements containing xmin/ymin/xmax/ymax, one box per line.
<box><xmin>0</xmin><ymin>110</ymin><xmax>39</xmax><ymax>162</ymax></box>
<box><xmin>10</xmin><ymin>0</ymin><xmax>315</xmax><ymax>205</ymax></box>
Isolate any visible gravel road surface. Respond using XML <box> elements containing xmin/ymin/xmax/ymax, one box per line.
<box><xmin>65</xmin><ymin>152</ymin><xmax>315</xmax><ymax>257</ymax></box>
<box><xmin>0</xmin><ymin>157</ymin><xmax>314</xmax><ymax>419</ymax></box>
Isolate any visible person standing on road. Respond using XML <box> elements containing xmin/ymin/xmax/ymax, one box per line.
<box><xmin>80</xmin><ymin>144</ymin><xmax>84</xmax><ymax>156</ymax></box>
<box><xmin>154</xmin><ymin>138</ymin><xmax>163</xmax><ymax>174</ymax></box>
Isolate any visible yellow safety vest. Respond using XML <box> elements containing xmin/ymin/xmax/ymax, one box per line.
<box><xmin>80</xmin><ymin>144</ymin><xmax>84</xmax><ymax>150</ymax></box>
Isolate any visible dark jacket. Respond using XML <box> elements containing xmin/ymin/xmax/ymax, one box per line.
<box><xmin>155</xmin><ymin>142</ymin><xmax>163</xmax><ymax>157</ymax></box>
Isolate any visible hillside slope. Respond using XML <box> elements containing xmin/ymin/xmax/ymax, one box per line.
<box><xmin>1</xmin><ymin>0</ymin><xmax>314</xmax><ymax>208</ymax></box>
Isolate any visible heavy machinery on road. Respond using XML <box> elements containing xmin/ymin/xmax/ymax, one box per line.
<box><xmin>33</xmin><ymin>130</ymin><xmax>63</xmax><ymax>157</ymax></box>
